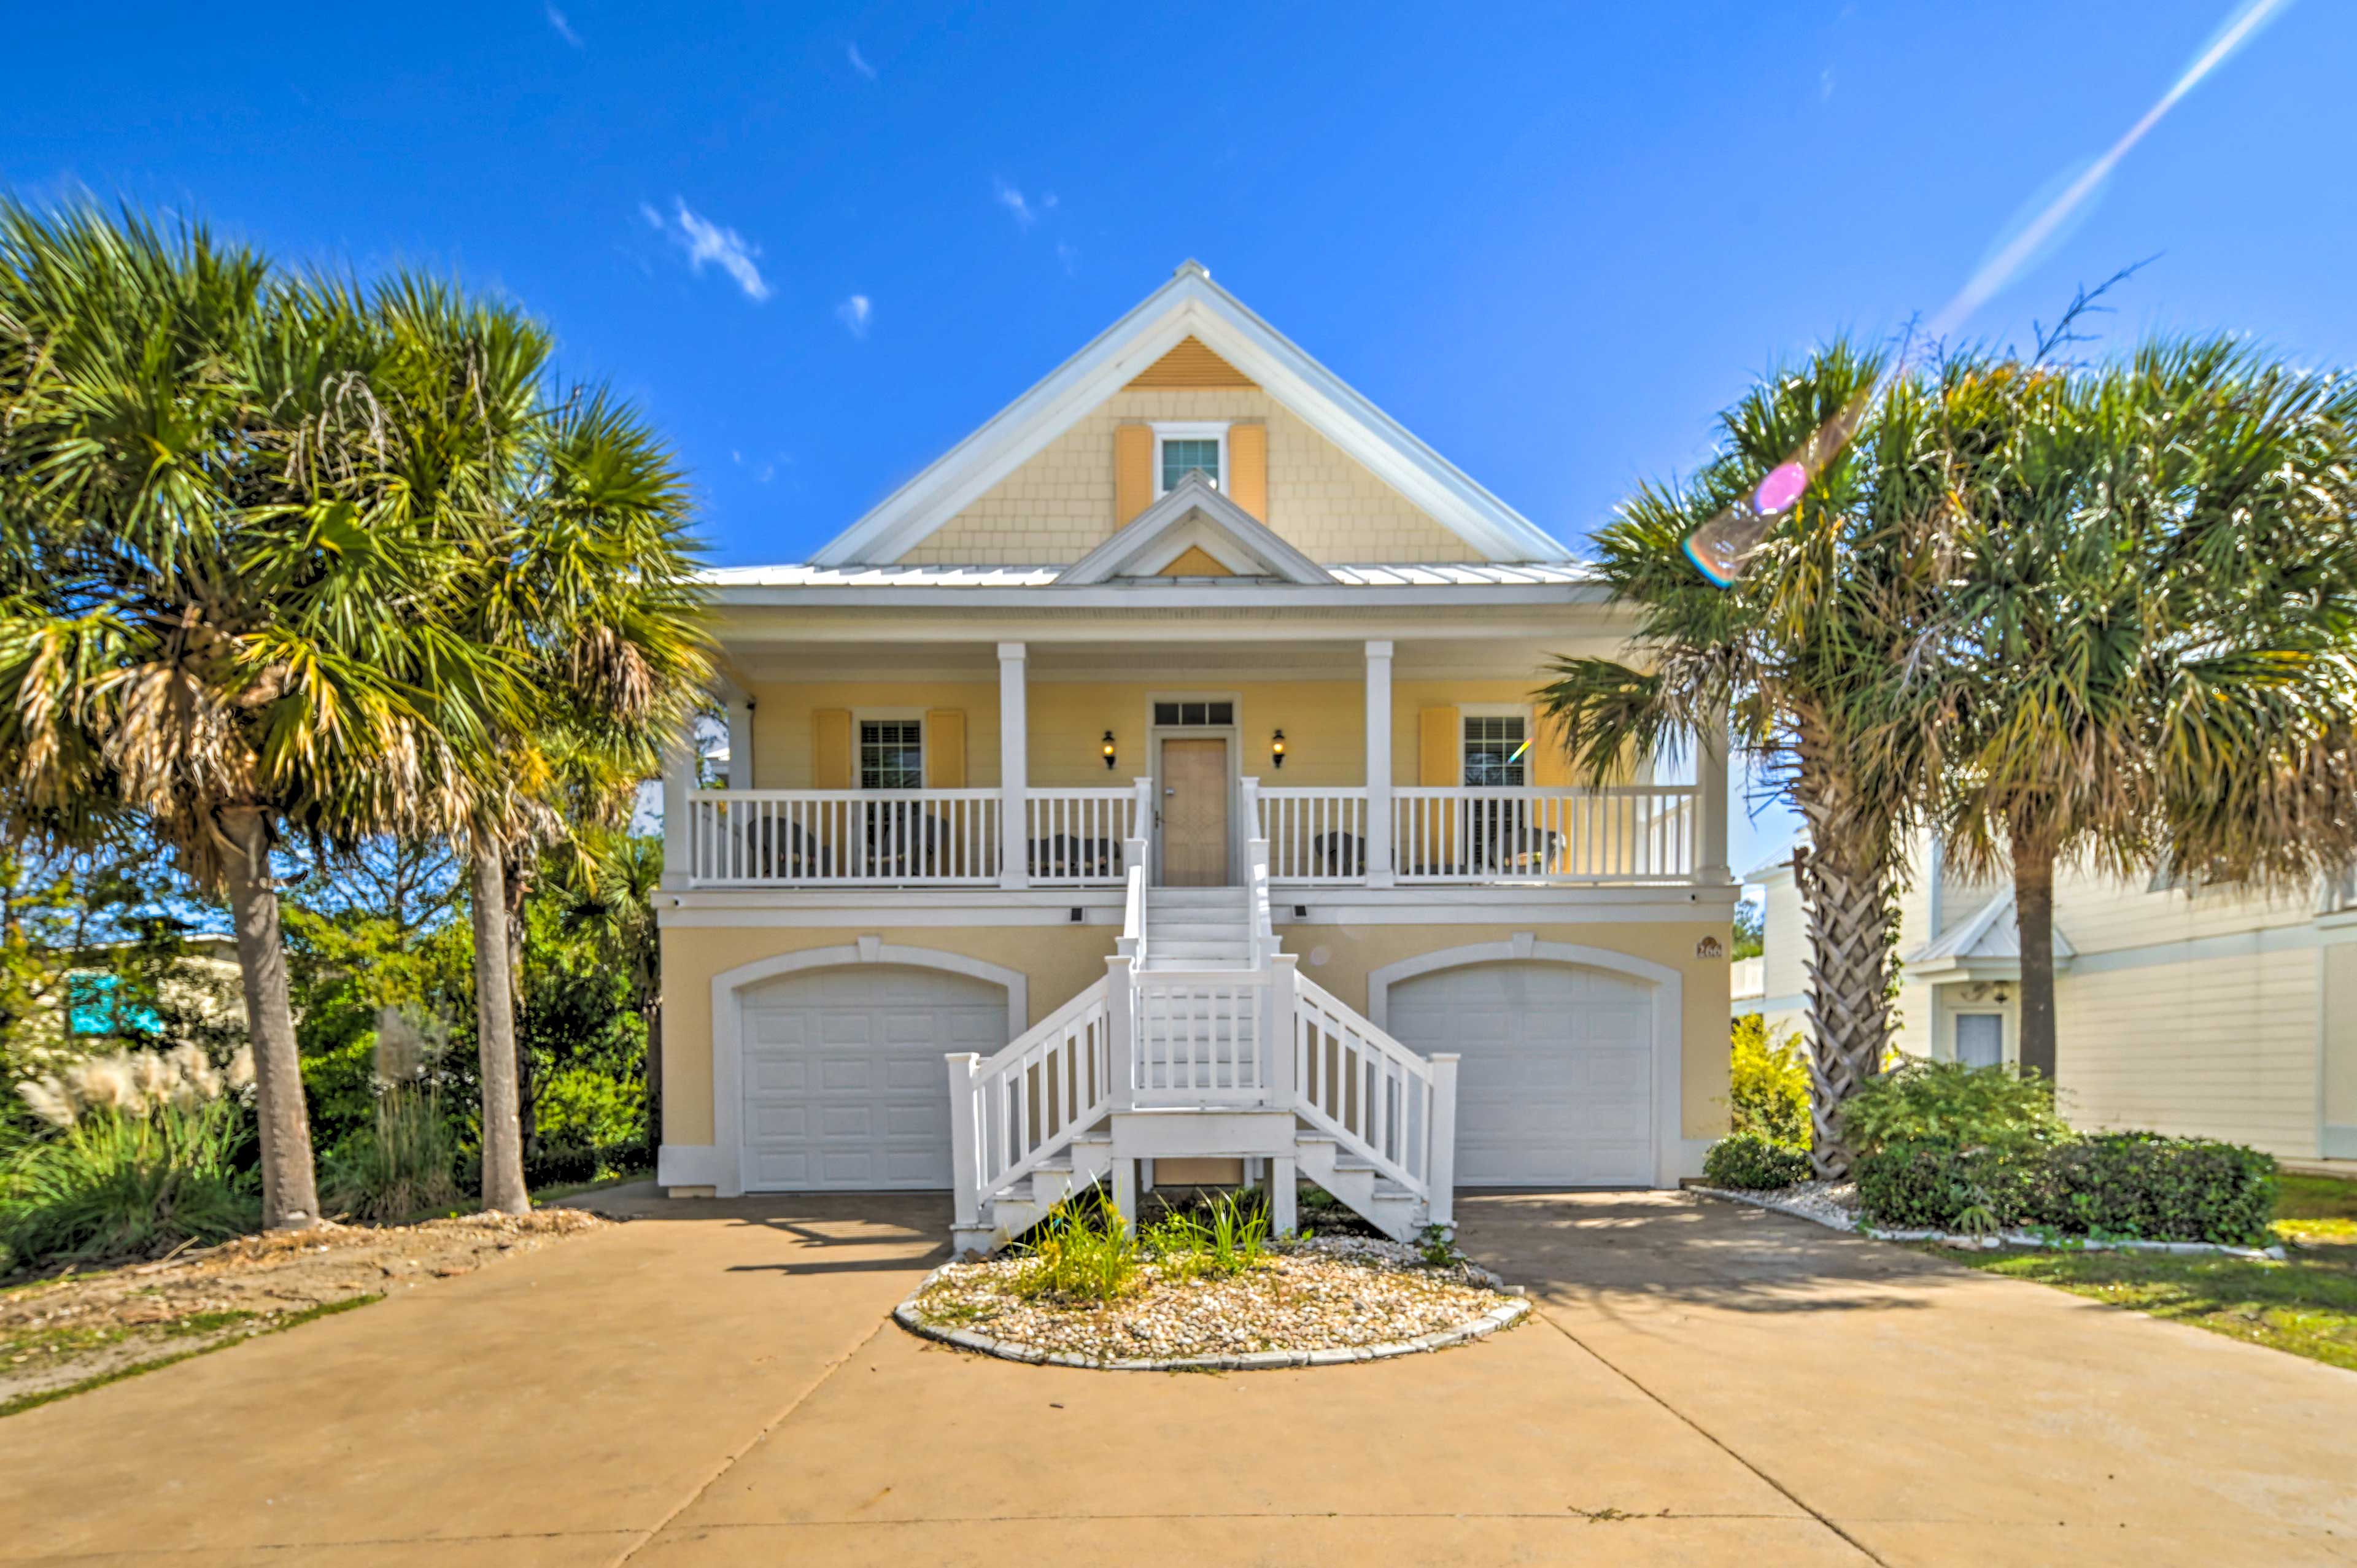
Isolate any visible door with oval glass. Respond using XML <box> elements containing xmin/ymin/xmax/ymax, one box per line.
<box><xmin>1159</xmin><ymin>738</ymin><xmax>1230</xmax><ymax>886</ymax></box>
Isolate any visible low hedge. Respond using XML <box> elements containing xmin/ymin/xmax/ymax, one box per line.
<box><xmin>1702</xmin><ymin>1132</ymin><xmax>1813</xmax><ymax>1191</ymax></box>
<box><xmin>1854</xmin><ymin>1132</ymin><xmax>2276</xmax><ymax>1246</ymax></box>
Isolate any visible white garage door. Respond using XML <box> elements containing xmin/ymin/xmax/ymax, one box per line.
<box><xmin>739</xmin><ymin>965</ymin><xmax>1008</xmax><ymax>1191</ymax></box>
<box><xmin>1386</xmin><ymin>961</ymin><xmax>1655</xmax><ymax>1186</ymax></box>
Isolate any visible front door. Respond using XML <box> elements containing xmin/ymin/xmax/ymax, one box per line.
<box><xmin>1159</xmin><ymin>738</ymin><xmax>1230</xmax><ymax>886</ymax></box>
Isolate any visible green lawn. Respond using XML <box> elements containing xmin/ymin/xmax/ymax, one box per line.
<box><xmin>1949</xmin><ymin>1170</ymin><xmax>2357</xmax><ymax>1373</ymax></box>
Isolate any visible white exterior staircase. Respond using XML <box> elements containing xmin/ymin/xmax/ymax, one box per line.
<box><xmin>946</xmin><ymin>784</ymin><xmax>1459</xmax><ymax>1256</ymax></box>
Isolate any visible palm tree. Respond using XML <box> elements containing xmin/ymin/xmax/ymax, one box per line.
<box><xmin>1539</xmin><ymin>344</ymin><xmax>1959</xmax><ymax>1174</ymax></box>
<box><xmin>372</xmin><ymin>280</ymin><xmax>706</xmax><ymax>1211</ymax></box>
<box><xmin>0</xmin><ymin>206</ymin><xmax>517</xmax><ymax>1228</ymax></box>
<box><xmin>1924</xmin><ymin>338</ymin><xmax>2357</xmax><ymax>1078</ymax></box>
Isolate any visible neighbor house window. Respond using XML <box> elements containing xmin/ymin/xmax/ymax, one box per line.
<box><xmin>1463</xmin><ymin>714</ymin><xmax>1528</xmax><ymax>786</ymax></box>
<box><xmin>1955</xmin><ymin>1013</ymin><xmax>2004</xmax><ymax>1069</ymax></box>
<box><xmin>859</xmin><ymin>720</ymin><xmax>923</xmax><ymax>789</ymax></box>
<box><xmin>1151</xmin><ymin>422</ymin><xmax>1228</xmax><ymax>496</ymax></box>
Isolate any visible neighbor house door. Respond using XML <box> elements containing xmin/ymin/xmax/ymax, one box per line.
<box><xmin>1159</xmin><ymin>738</ymin><xmax>1230</xmax><ymax>886</ymax></box>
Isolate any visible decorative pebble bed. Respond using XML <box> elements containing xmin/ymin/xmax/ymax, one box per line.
<box><xmin>896</xmin><ymin>1234</ymin><xmax>1529</xmax><ymax>1370</ymax></box>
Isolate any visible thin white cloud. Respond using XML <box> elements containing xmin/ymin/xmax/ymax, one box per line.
<box><xmin>993</xmin><ymin>177</ymin><xmax>1035</xmax><ymax>228</ymax></box>
<box><xmin>846</xmin><ymin>42</ymin><xmax>877</xmax><ymax>80</ymax></box>
<box><xmin>836</xmin><ymin>293</ymin><xmax>872</xmax><ymax>338</ymax></box>
<box><xmin>544</xmin><ymin>4</ymin><xmax>582</xmax><ymax>47</ymax></box>
<box><xmin>644</xmin><ymin>198</ymin><xmax>772</xmax><ymax>301</ymax></box>
<box><xmin>1055</xmin><ymin>241</ymin><xmax>1078</xmax><ymax>277</ymax></box>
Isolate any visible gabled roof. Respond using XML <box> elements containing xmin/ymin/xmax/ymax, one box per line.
<box><xmin>812</xmin><ymin>260</ymin><xmax>1571</xmax><ymax>567</ymax></box>
<box><xmin>1055</xmin><ymin>474</ymin><xmax>1334</xmax><ymax>585</ymax></box>
<box><xmin>1903</xmin><ymin>888</ymin><xmax>2076</xmax><ymax>978</ymax></box>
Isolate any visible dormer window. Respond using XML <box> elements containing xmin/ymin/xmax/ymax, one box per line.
<box><xmin>1152</xmin><ymin>422</ymin><xmax>1228</xmax><ymax>496</ymax></box>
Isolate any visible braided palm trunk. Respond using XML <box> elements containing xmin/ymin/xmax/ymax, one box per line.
<box><xmin>1792</xmin><ymin>738</ymin><xmax>1897</xmax><ymax>1178</ymax></box>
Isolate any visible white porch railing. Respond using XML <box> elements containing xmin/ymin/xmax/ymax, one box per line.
<box><xmin>1391</xmin><ymin>786</ymin><xmax>1698</xmax><ymax>883</ymax></box>
<box><xmin>686</xmin><ymin>789</ymin><xmax>1000</xmax><ymax>886</ymax></box>
<box><xmin>1293</xmin><ymin>972</ymin><xmax>1455</xmax><ymax>1207</ymax></box>
<box><xmin>1024</xmin><ymin>786</ymin><xmax>1145</xmax><ymax>885</ymax></box>
<box><xmin>947</xmin><ymin>979</ymin><xmax>1114</xmax><ymax>1232</ymax></box>
<box><xmin>1132</xmin><ymin>970</ymin><xmax>1268</xmax><ymax>1103</ymax></box>
<box><xmin>1255</xmin><ymin>787</ymin><xmax>1371</xmax><ymax>883</ymax></box>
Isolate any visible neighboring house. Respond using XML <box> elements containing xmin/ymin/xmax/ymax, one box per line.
<box><xmin>655</xmin><ymin>261</ymin><xmax>1738</xmax><ymax>1251</ymax></box>
<box><xmin>1743</xmin><ymin>835</ymin><xmax>2357</xmax><ymax>1162</ymax></box>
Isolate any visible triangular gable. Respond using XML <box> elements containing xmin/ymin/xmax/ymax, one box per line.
<box><xmin>1056</xmin><ymin>473</ymin><xmax>1337</xmax><ymax>585</ymax></box>
<box><xmin>1903</xmin><ymin>887</ymin><xmax>2076</xmax><ymax>971</ymax></box>
<box><xmin>813</xmin><ymin>261</ymin><xmax>1568</xmax><ymax>566</ymax></box>
<box><xmin>1126</xmin><ymin>336</ymin><xmax>1255</xmax><ymax>388</ymax></box>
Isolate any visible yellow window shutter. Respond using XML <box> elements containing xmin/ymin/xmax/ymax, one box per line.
<box><xmin>813</xmin><ymin>709</ymin><xmax>852</xmax><ymax>790</ymax></box>
<box><xmin>924</xmin><ymin>709</ymin><xmax>967</xmax><ymax>787</ymax></box>
<box><xmin>1530</xmin><ymin>709</ymin><xmax>1576</xmax><ymax>787</ymax></box>
<box><xmin>1418</xmin><ymin>707</ymin><xmax>1461</xmax><ymax>785</ymax></box>
<box><xmin>1114</xmin><ymin>424</ymin><xmax>1153</xmax><ymax>525</ymax></box>
<box><xmin>1228</xmin><ymin>423</ymin><xmax>1268</xmax><ymax>519</ymax></box>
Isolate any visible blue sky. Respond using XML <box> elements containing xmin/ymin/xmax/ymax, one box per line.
<box><xmin>6</xmin><ymin>1</ymin><xmax>2347</xmax><ymax>878</ymax></box>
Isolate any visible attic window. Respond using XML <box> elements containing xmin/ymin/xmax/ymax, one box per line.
<box><xmin>1151</xmin><ymin>422</ymin><xmax>1228</xmax><ymax>497</ymax></box>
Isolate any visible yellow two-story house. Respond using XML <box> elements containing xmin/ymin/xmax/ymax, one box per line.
<box><xmin>656</xmin><ymin>261</ymin><xmax>1736</xmax><ymax>1251</ymax></box>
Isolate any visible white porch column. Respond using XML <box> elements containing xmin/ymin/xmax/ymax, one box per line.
<box><xmin>1697</xmin><ymin>705</ymin><xmax>1732</xmax><ymax>884</ymax></box>
<box><xmin>1364</xmin><ymin>639</ymin><xmax>1396</xmax><ymax>887</ymax></box>
<box><xmin>998</xmin><ymin>641</ymin><xmax>1028</xmax><ymax>888</ymax></box>
<box><xmin>659</xmin><ymin>716</ymin><xmax>697</xmax><ymax>892</ymax></box>
<box><xmin>724</xmin><ymin>692</ymin><xmax>756</xmax><ymax>790</ymax></box>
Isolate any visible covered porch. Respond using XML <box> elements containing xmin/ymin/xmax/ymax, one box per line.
<box><xmin>662</xmin><ymin>632</ymin><xmax>1731</xmax><ymax>895</ymax></box>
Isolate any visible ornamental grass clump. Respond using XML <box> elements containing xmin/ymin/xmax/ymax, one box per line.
<box><xmin>1142</xmin><ymin>1190</ymin><xmax>1272</xmax><ymax>1280</ymax></box>
<box><xmin>2</xmin><ymin>1046</ymin><xmax>260</xmax><ymax>1273</ymax></box>
<box><xmin>1012</xmin><ymin>1193</ymin><xmax>1139</xmax><ymax>1304</ymax></box>
<box><xmin>322</xmin><ymin>1086</ymin><xmax>460</xmax><ymax>1223</ymax></box>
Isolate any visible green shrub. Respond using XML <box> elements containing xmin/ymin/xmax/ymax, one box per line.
<box><xmin>534</xmin><ymin>1067</ymin><xmax>644</xmax><ymax>1151</ymax></box>
<box><xmin>1854</xmin><ymin>1133</ymin><xmax>2277</xmax><ymax>1245</ymax></box>
<box><xmin>1703</xmin><ymin>1131</ymin><xmax>1813</xmax><ymax>1190</ymax></box>
<box><xmin>322</xmin><ymin>1088</ymin><xmax>460</xmax><ymax>1222</ymax></box>
<box><xmin>1014</xmin><ymin>1192</ymin><xmax>1139</xmax><ymax>1303</ymax></box>
<box><xmin>1843</xmin><ymin>1059</ymin><xmax>2064</xmax><ymax>1156</ymax></box>
<box><xmin>1729</xmin><ymin>1015</ymin><xmax>1810</xmax><ymax>1149</ymax></box>
<box><xmin>0</xmin><ymin>1099</ymin><xmax>257</xmax><ymax>1272</ymax></box>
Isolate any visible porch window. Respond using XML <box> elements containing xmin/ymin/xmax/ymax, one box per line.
<box><xmin>859</xmin><ymin>719</ymin><xmax>923</xmax><ymax>790</ymax></box>
<box><xmin>1159</xmin><ymin>438</ymin><xmax>1221</xmax><ymax>493</ymax></box>
<box><xmin>1463</xmin><ymin>714</ymin><xmax>1528</xmax><ymax>786</ymax></box>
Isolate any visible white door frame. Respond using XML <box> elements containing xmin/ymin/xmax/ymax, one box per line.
<box><xmin>1366</xmin><ymin>935</ymin><xmax>1689</xmax><ymax>1188</ymax></box>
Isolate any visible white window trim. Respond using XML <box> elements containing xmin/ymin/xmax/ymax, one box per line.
<box><xmin>1150</xmin><ymin>420</ymin><xmax>1231</xmax><ymax>498</ymax></box>
<box><xmin>853</xmin><ymin>709</ymin><xmax>926</xmax><ymax>792</ymax></box>
<box><xmin>1458</xmin><ymin>702</ymin><xmax>1533</xmax><ymax>787</ymax></box>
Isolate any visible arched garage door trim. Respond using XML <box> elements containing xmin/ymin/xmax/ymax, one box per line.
<box><xmin>1366</xmin><ymin>937</ymin><xmax>1684</xmax><ymax>1189</ymax></box>
<box><xmin>708</xmin><ymin>941</ymin><xmax>1026</xmax><ymax>1197</ymax></box>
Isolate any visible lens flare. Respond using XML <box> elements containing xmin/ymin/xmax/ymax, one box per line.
<box><xmin>1682</xmin><ymin>0</ymin><xmax>2294</xmax><ymax>586</ymax></box>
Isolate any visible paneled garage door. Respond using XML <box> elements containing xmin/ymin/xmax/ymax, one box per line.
<box><xmin>738</xmin><ymin>965</ymin><xmax>1007</xmax><ymax>1191</ymax></box>
<box><xmin>1385</xmin><ymin>960</ymin><xmax>1655</xmax><ymax>1186</ymax></box>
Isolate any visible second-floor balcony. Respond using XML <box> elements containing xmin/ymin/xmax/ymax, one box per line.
<box><xmin>675</xmin><ymin>776</ymin><xmax>1707</xmax><ymax>891</ymax></box>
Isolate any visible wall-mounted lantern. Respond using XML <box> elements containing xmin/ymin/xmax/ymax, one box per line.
<box><xmin>1101</xmin><ymin>730</ymin><xmax>1118</xmax><ymax>770</ymax></box>
<box><xmin>1271</xmin><ymin>729</ymin><xmax>1287</xmax><ymax>770</ymax></box>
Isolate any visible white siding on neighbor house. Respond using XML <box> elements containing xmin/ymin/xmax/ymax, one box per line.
<box><xmin>2056</xmin><ymin>944</ymin><xmax>2318</xmax><ymax>1157</ymax></box>
<box><xmin>2049</xmin><ymin>862</ymin><xmax>2316</xmax><ymax>951</ymax></box>
<box><xmin>1760</xmin><ymin>874</ymin><xmax>1808</xmax><ymax>1002</ymax></box>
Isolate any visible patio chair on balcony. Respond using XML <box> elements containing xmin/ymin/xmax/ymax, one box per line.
<box><xmin>862</xmin><ymin>803</ymin><xmax>954</xmax><ymax>877</ymax></box>
<box><xmin>1028</xmin><ymin>833</ymin><xmax>1123</xmax><ymax>881</ymax></box>
<box><xmin>1314</xmin><ymin>832</ymin><xmax>1365</xmax><ymax>877</ymax></box>
<box><xmin>743</xmin><ymin>817</ymin><xmax>830</xmax><ymax>879</ymax></box>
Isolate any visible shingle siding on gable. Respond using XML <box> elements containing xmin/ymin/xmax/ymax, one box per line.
<box><xmin>896</xmin><ymin>388</ymin><xmax>1480</xmax><ymax>566</ymax></box>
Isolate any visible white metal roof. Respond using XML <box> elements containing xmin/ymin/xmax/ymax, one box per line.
<box><xmin>701</xmin><ymin>561</ymin><xmax>1602</xmax><ymax>590</ymax></box>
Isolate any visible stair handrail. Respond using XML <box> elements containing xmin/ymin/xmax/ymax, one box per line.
<box><xmin>955</xmin><ymin>975</ymin><xmax>1114</xmax><ymax>1216</ymax></box>
<box><xmin>1244</xmin><ymin>822</ymin><xmax>1277</xmax><ymax>969</ymax></box>
<box><xmin>1117</xmin><ymin>844</ymin><xmax>1148</xmax><ymax>965</ymax></box>
<box><xmin>1290</xmin><ymin>971</ymin><xmax>1448</xmax><ymax>1202</ymax></box>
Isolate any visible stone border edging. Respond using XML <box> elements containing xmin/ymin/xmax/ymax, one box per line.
<box><xmin>1694</xmin><ymin>1185</ymin><xmax>2288</xmax><ymax>1261</ymax></box>
<box><xmin>891</xmin><ymin>1261</ymin><xmax>1532</xmax><ymax>1371</ymax></box>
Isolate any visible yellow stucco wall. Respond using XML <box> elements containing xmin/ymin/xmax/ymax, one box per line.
<box><xmin>660</xmin><ymin>918</ymin><xmax>1732</xmax><ymax>1146</ymax></box>
<box><xmin>896</xmin><ymin>388</ymin><xmax>1479</xmax><ymax>566</ymax></box>
<box><xmin>740</xmin><ymin>677</ymin><xmax>1575</xmax><ymax>794</ymax></box>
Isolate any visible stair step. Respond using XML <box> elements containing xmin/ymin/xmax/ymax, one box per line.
<box><xmin>1145</xmin><ymin>922</ymin><xmax>1247</xmax><ymax>940</ymax></box>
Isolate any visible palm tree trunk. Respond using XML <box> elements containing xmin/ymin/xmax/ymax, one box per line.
<box><xmin>219</xmin><ymin>805</ymin><xmax>320</xmax><ymax>1230</ymax></box>
<box><xmin>471</xmin><ymin>846</ymin><xmax>531</xmax><ymax>1213</ymax></box>
<box><xmin>641</xmin><ymin>994</ymin><xmax>663</xmax><ymax>1155</ymax></box>
<box><xmin>503</xmin><ymin>849</ymin><xmax>535</xmax><ymax>1156</ymax></box>
<box><xmin>1792</xmin><ymin>730</ymin><xmax>1898</xmax><ymax>1178</ymax></box>
<box><xmin>2013</xmin><ymin>836</ymin><xmax>2059</xmax><ymax>1081</ymax></box>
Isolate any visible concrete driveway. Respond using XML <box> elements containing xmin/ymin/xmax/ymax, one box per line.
<box><xmin>2</xmin><ymin>1189</ymin><xmax>2352</xmax><ymax>1567</ymax></box>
